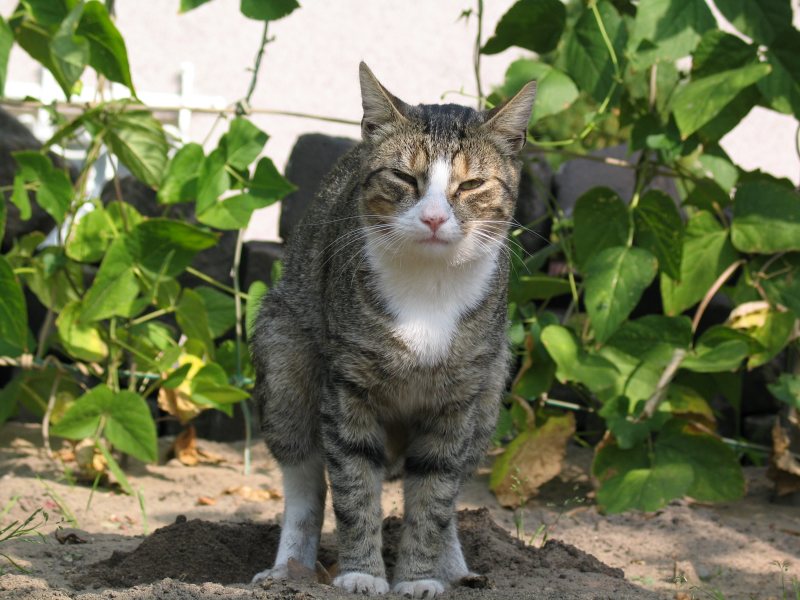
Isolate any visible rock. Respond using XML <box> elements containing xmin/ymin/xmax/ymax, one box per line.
<box><xmin>553</xmin><ymin>144</ymin><xmax>679</xmax><ymax>214</ymax></box>
<box><xmin>515</xmin><ymin>153</ymin><xmax>553</xmax><ymax>255</ymax></box>
<box><xmin>242</xmin><ymin>241</ymin><xmax>284</xmax><ymax>290</ymax></box>
<box><xmin>279</xmin><ymin>133</ymin><xmax>358</xmax><ymax>242</ymax></box>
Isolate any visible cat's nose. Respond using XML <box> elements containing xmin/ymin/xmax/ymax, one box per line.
<box><xmin>420</xmin><ymin>214</ymin><xmax>447</xmax><ymax>233</ymax></box>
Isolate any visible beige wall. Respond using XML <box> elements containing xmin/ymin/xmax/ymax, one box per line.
<box><xmin>2</xmin><ymin>0</ymin><xmax>798</xmax><ymax>242</ymax></box>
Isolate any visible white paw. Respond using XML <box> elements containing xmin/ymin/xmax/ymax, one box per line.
<box><xmin>393</xmin><ymin>579</ymin><xmax>446</xmax><ymax>598</ymax></box>
<box><xmin>251</xmin><ymin>563</ymin><xmax>289</xmax><ymax>584</ymax></box>
<box><xmin>333</xmin><ymin>571</ymin><xmax>390</xmax><ymax>595</ymax></box>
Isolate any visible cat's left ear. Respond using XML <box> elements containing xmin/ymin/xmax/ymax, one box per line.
<box><xmin>359</xmin><ymin>62</ymin><xmax>410</xmax><ymax>142</ymax></box>
<box><xmin>481</xmin><ymin>81</ymin><xmax>537</xmax><ymax>155</ymax></box>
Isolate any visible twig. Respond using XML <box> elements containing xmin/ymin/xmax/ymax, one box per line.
<box><xmin>41</xmin><ymin>372</ymin><xmax>62</xmax><ymax>461</ymax></box>
<box><xmin>1</xmin><ymin>98</ymin><xmax>360</xmax><ymax>127</ymax></box>
<box><xmin>639</xmin><ymin>348</ymin><xmax>687</xmax><ymax>420</ymax></box>
<box><xmin>237</xmin><ymin>22</ymin><xmax>271</xmax><ymax>116</ymax></box>
<box><xmin>473</xmin><ymin>0</ymin><xmax>484</xmax><ymax>109</ymax></box>
<box><xmin>692</xmin><ymin>260</ymin><xmax>745</xmax><ymax>333</ymax></box>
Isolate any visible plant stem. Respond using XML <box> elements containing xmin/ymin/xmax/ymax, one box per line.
<box><xmin>473</xmin><ymin>0</ymin><xmax>484</xmax><ymax>109</ymax></box>
<box><xmin>238</xmin><ymin>22</ymin><xmax>270</xmax><ymax>115</ymax></box>
<box><xmin>185</xmin><ymin>266</ymin><xmax>249</xmax><ymax>299</ymax></box>
<box><xmin>691</xmin><ymin>259</ymin><xmax>745</xmax><ymax>333</ymax></box>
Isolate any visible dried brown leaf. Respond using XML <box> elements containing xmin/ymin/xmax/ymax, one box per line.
<box><xmin>222</xmin><ymin>485</ymin><xmax>282</xmax><ymax>502</ymax></box>
<box><xmin>196</xmin><ymin>496</ymin><xmax>217</xmax><ymax>506</ymax></box>
<box><xmin>287</xmin><ymin>557</ymin><xmax>316</xmax><ymax>582</ymax></box>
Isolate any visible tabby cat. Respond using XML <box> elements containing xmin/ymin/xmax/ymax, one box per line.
<box><xmin>251</xmin><ymin>63</ymin><xmax>536</xmax><ymax>598</ymax></box>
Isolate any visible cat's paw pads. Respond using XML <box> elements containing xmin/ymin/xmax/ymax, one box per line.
<box><xmin>393</xmin><ymin>579</ymin><xmax>446</xmax><ymax>598</ymax></box>
<box><xmin>251</xmin><ymin>564</ymin><xmax>289</xmax><ymax>584</ymax></box>
<box><xmin>333</xmin><ymin>572</ymin><xmax>390</xmax><ymax>595</ymax></box>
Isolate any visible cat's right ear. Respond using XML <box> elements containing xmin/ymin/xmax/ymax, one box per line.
<box><xmin>359</xmin><ymin>62</ymin><xmax>409</xmax><ymax>142</ymax></box>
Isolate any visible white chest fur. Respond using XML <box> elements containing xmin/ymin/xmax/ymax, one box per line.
<box><xmin>367</xmin><ymin>250</ymin><xmax>499</xmax><ymax>366</ymax></box>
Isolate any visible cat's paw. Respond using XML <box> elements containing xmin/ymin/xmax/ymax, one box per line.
<box><xmin>251</xmin><ymin>563</ymin><xmax>289</xmax><ymax>584</ymax></box>
<box><xmin>393</xmin><ymin>579</ymin><xmax>446</xmax><ymax>598</ymax></box>
<box><xmin>333</xmin><ymin>572</ymin><xmax>390</xmax><ymax>595</ymax></box>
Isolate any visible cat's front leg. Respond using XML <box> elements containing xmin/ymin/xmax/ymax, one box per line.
<box><xmin>321</xmin><ymin>387</ymin><xmax>389</xmax><ymax>595</ymax></box>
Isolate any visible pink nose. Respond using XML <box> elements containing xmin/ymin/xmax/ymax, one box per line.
<box><xmin>421</xmin><ymin>214</ymin><xmax>447</xmax><ymax>233</ymax></box>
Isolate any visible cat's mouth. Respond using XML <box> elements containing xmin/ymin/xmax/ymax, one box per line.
<box><xmin>419</xmin><ymin>236</ymin><xmax>450</xmax><ymax>245</ymax></box>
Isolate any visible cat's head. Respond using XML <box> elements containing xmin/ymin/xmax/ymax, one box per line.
<box><xmin>357</xmin><ymin>62</ymin><xmax>535</xmax><ymax>266</ymax></box>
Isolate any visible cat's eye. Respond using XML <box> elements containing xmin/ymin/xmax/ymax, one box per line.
<box><xmin>391</xmin><ymin>169</ymin><xmax>418</xmax><ymax>189</ymax></box>
<box><xmin>458</xmin><ymin>179</ymin><xmax>484</xmax><ymax>192</ymax></box>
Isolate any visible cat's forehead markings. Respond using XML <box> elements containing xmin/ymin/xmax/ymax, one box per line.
<box><xmin>411</xmin><ymin>146</ymin><xmax>428</xmax><ymax>174</ymax></box>
<box><xmin>426</xmin><ymin>157</ymin><xmax>452</xmax><ymax>197</ymax></box>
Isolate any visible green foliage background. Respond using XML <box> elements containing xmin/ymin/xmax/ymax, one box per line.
<box><xmin>0</xmin><ymin>0</ymin><xmax>799</xmax><ymax>514</ymax></box>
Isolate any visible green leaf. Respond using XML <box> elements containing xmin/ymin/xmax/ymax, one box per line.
<box><xmin>220</xmin><ymin>117</ymin><xmax>268</xmax><ymax>170</ymax></box>
<box><xmin>680</xmin><ymin>327</ymin><xmax>751</xmax><ymax>373</ymax></box>
<box><xmin>197</xmin><ymin>193</ymin><xmax>270</xmax><ymax>230</ymax></box>
<box><xmin>77</xmin><ymin>1</ymin><xmax>135</xmax><ymax>93</ymax></box>
<box><xmin>768</xmin><ymin>374</ymin><xmax>800</xmax><ymax>410</ymax></box>
<box><xmin>595</xmin><ymin>446</ymin><xmax>694</xmax><ymax>514</ymax></box>
<box><xmin>50</xmin><ymin>2</ymin><xmax>89</xmax><ymax>97</ymax></box>
<box><xmin>51</xmin><ymin>384</ymin><xmax>113</xmax><ymax>440</ymax></box>
<box><xmin>196</xmin><ymin>149</ymin><xmax>229</xmax><ymax>213</ymax></box>
<box><xmin>80</xmin><ymin>236</ymin><xmax>139</xmax><ymax>322</ymax></box>
<box><xmin>731</xmin><ymin>180</ymin><xmax>800</xmax><ymax>253</ymax></box>
<box><xmin>599</xmin><ymin>396</ymin><xmax>665</xmax><ymax>450</ymax></box>
<box><xmin>245</xmin><ymin>280</ymin><xmax>268</xmax><ymax>340</ymax></box>
<box><xmin>0</xmin><ymin>15</ymin><xmax>12</xmax><ymax>95</ymax></box>
<box><xmin>509</xmin><ymin>274</ymin><xmax>572</xmax><ymax>304</ymax></box>
<box><xmin>660</xmin><ymin>211</ymin><xmax>738</xmax><ymax>316</ymax></box>
<box><xmin>683</xmin><ymin>178</ymin><xmax>731</xmax><ymax>213</ymax></box>
<box><xmin>99</xmin><ymin>107</ymin><xmax>168</xmax><ymax>188</ymax></box>
<box><xmin>240</xmin><ymin>0</ymin><xmax>299</xmax><ymax>21</ymax></box>
<box><xmin>495</xmin><ymin>60</ymin><xmax>578</xmax><ymax>124</ymax></box>
<box><xmin>52</xmin><ymin>384</ymin><xmax>157</xmax><ymax>463</ymax></box>
<box><xmin>634</xmin><ymin>190</ymin><xmax>683</xmax><ymax>280</ymax></box>
<box><xmin>631</xmin><ymin>0</ymin><xmax>715</xmax><ymax>65</ymax></box>
<box><xmin>195</xmin><ymin>286</ymin><xmax>236</xmax><ymax>339</ymax></box>
<box><xmin>563</xmin><ymin>1</ymin><xmax>627</xmax><ymax>103</ymax></box>
<box><xmin>671</xmin><ymin>63</ymin><xmax>771</xmax><ymax>139</ymax></box>
<box><xmin>746</xmin><ymin>310</ymin><xmax>796</xmax><ymax>370</ymax></box>
<box><xmin>179</xmin><ymin>0</ymin><xmax>214</xmax><ymax>12</ymax></box>
<box><xmin>176</xmin><ymin>288</ymin><xmax>215</xmax><ymax>358</ymax></box>
<box><xmin>0</xmin><ymin>378</ymin><xmax>21</xmax><ymax>426</ymax></box>
<box><xmin>162</xmin><ymin>363</ymin><xmax>193</xmax><ymax>390</ymax></box>
<box><xmin>759</xmin><ymin>254</ymin><xmax>800</xmax><ymax>318</ymax></box>
<box><xmin>713</xmin><ymin>0</ymin><xmax>792</xmax><ymax>45</ymax></box>
<box><xmin>249</xmin><ymin>156</ymin><xmax>296</xmax><ymax>203</ymax></box>
<box><xmin>12</xmin><ymin>151</ymin><xmax>73</xmax><ymax>224</ymax></box>
<box><xmin>56</xmin><ymin>300</ymin><xmax>108</xmax><ymax>362</ymax></box>
<box><xmin>655</xmin><ymin>421</ymin><xmax>744</xmax><ymax>503</ymax></box>
<box><xmin>584</xmin><ymin>246</ymin><xmax>658</xmax><ymax>343</ymax></box>
<box><xmin>691</xmin><ymin>31</ymin><xmax>756</xmax><ymax>79</ymax></box>
<box><xmin>512</xmin><ymin>313</ymin><xmax>559</xmax><ymax>401</ymax></box>
<box><xmin>481</xmin><ymin>0</ymin><xmax>566</xmax><ymax>55</ymax></box>
<box><xmin>758</xmin><ymin>29</ymin><xmax>800</xmax><ymax>118</ymax></box>
<box><xmin>103</xmin><ymin>390</ymin><xmax>158</xmax><ymax>463</ymax></box>
<box><xmin>19</xmin><ymin>0</ymin><xmax>69</xmax><ymax>26</ymax></box>
<box><xmin>572</xmin><ymin>187</ymin><xmax>630</xmax><ymax>270</ymax></box>
<box><xmin>606</xmin><ymin>315</ymin><xmax>692</xmax><ymax>367</ymax></box>
<box><xmin>10</xmin><ymin>175</ymin><xmax>31</xmax><ymax>220</ymax></box>
<box><xmin>126</xmin><ymin>219</ymin><xmax>218</xmax><ymax>278</ymax></box>
<box><xmin>540</xmin><ymin>325</ymin><xmax>620</xmax><ymax>398</ymax></box>
<box><xmin>157</xmin><ymin>143</ymin><xmax>204</xmax><ymax>204</ymax></box>
<box><xmin>0</xmin><ymin>256</ymin><xmax>29</xmax><ymax>358</ymax></box>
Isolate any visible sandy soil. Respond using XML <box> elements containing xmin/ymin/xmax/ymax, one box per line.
<box><xmin>0</xmin><ymin>422</ymin><xmax>798</xmax><ymax>600</ymax></box>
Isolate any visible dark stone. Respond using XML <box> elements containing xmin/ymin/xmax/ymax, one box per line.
<box><xmin>515</xmin><ymin>153</ymin><xmax>553</xmax><ymax>255</ymax></box>
<box><xmin>553</xmin><ymin>144</ymin><xmax>680</xmax><ymax>214</ymax></box>
<box><xmin>279</xmin><ymin>133</ymin><xmax>358</xmax><ymax>242</ymax></box>
<box><xmin>242</xmin><ymin>241</ymin><xmax>285</xmax><ymax>290</ymax></box>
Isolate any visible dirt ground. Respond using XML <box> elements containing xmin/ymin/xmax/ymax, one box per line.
<box><xmin>0</xmin><ymin>423</ymin><xmax>798</xmax><ymax>600</ymax></box>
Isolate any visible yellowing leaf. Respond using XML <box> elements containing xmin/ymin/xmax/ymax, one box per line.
<box><xmin>490</xmin><ymin>413</ymin><xmax>575</xmax><ymax>507</ymax></box>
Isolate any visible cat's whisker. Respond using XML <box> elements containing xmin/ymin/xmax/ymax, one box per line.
<box><xmin>470</xmin><ymin>219</ymin><xmax>551</xmax><ymax>245</ymax></box>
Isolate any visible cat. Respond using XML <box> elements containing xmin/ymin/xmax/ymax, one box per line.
<box><xmin>250</xmin><ymin>62</ymin><xmax>535</xmax><ymax>598</ymax></box>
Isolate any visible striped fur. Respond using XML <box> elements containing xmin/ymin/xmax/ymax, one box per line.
<box><xmin>251</xmin><ymin>63</ymin><xmax>535</xmax><ymax>597</ymax></box>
